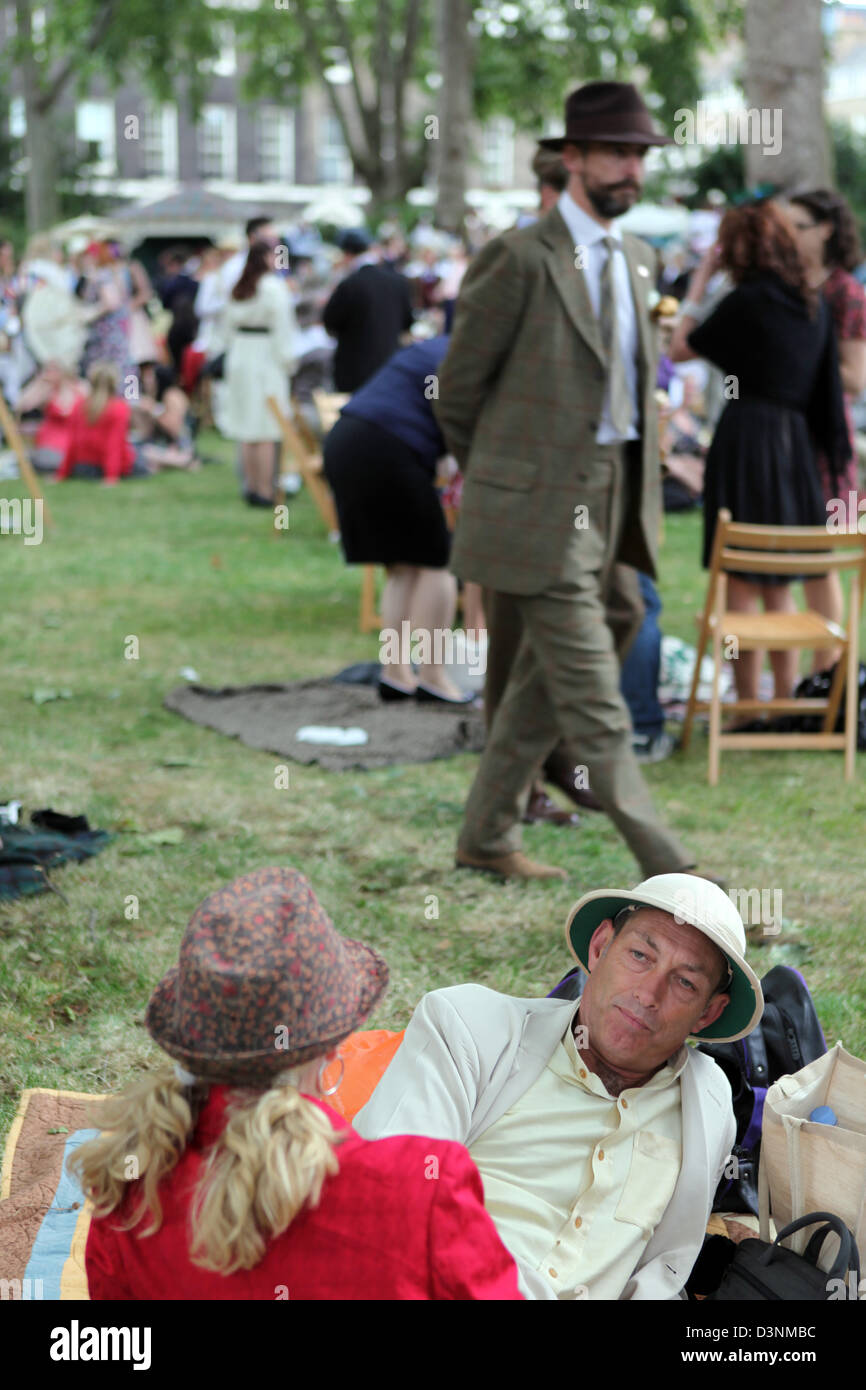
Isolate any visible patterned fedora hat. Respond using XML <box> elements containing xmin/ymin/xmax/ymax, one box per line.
<box><xmin>145</xmin><ymin>867</ymin><xmax>389</xmax><ymax>1084</ymax></box>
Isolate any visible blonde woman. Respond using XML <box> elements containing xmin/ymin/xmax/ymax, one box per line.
<box><xmin>55</xmin><ymin>360</ymin><xmax>142</xmax><ymax>485</ymax></box>
<box><xmin>71</xmin><ymin>867</ymin><xmax>522</xmax><ymax>1300</ymax></box>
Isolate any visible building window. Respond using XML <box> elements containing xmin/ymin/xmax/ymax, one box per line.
<box><xmin>76</xmin><ymin>100</ymin><xmax>116</xmax><ymax>175</ymax></box>
<box><xmin>258</xmin><ymin>107</ymin><xmax>295</xmax><ymax>182</ymax></box>
<box><xmin>197</xmin><ymin>105</ymin><xmax>236</xmax><ymax>180</ymax></box>
<box><xmin>481</xmin><ymin>116</ymin><xmax>514</xmax><ymax>188</ymax></box>
<box><xmin>318</xmin><ymin>113</ymin><xmax>352</xmax><ymax>184</ymax></box>
<box><xmin>140</xmin><ymin>103</ymin><xmax>178</xmax><ymax>178</ymax></box>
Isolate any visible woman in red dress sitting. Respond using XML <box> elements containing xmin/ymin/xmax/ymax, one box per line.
<box><xmin>55</xmin><ymin>360</ymin><xmax>139</xmax><ymax>486</ymax></box>
<box><xmin>70</xmin><ymin>867</ymin><xmax>522</xmax><ymax>1301</ymax></box>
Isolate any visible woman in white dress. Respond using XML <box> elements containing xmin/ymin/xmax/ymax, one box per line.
<box><xmin>222</xmin><ymin>243</ymin><xmax>297</xmax><ymax>504</ymax></box>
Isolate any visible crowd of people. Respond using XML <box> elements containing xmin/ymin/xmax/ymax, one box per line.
<box><xmin>0</xmin><ymin>214</ymin><xmax>475</xmax><ymax>495</ymax></box>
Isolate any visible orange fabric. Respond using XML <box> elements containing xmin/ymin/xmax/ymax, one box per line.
<box><xmin>326</xmin><ymin>1029</ymin><xmax>405</xmax><ymax>1122</ymax></box>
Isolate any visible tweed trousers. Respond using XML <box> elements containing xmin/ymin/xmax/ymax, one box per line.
<box><xmin>459</xmin><ymin>442</ymin><xmax>691</xmax><ymax>875</ymax></box>
<box><xmin>483</xmin><ymin>563</ymin><xmax>646</xmax><ymax>729</ymax></box>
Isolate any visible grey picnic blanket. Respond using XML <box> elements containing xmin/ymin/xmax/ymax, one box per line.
<box><xmin>164</xmin><ymin>680</ymin><xmax>486</xmax><ymax>771</ymax></box>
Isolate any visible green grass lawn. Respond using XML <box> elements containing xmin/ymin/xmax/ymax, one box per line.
<box><xmin>1</xmin><ymin>437</ymin><xmax>865</xmax><ymax>1142</ymax></box>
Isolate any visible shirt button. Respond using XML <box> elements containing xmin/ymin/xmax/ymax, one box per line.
<box><xmin>579</xmin><ymin>1068</ymin><xmax>587</xmax><ymax>1079</ymax></box>
<box><xmin>549</xmin><ymin>1268</ymin><xmax>558</xmax><ymax>1279</ymax></box>
<box><xmin>574</xmin><ymin>1216</ymin><xmax>582</xmax><ymax>1229</ymax></box>
<box><xmin>598</xmin><ymin>1149</ymin><xmax>605</xmax><ymax>1161</ymax></box>
<box><xmin>621</xmin><ymin>1099</ymin><xmax>628</xmax><ymax>1109</ymax></box>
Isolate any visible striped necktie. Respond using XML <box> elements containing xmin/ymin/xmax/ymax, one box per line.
<box><xmin>599</xmin><ymin>235</ymin><xmax>632</xmax><ymax>437</ymax></box>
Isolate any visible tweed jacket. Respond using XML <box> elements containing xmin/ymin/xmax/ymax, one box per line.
<box><xmin>354</xmin><ymin>985</ymin><xmax>737</xmax><ymax>1301</ymax></box>
<box><xmin>434</xmin><ymin>206</ymin><xmax>661</xmax><ymax>594</ymax></box>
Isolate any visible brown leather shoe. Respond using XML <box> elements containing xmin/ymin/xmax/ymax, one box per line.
<box><xmin>542</xmin><ymin>752</ymin><xmax>604</xmax><ymax>813</ymax></box>
<box><xmin>522</xmin><ymin>786</ymin><xmax>580</xmax><ymax>827</ymax></box>
<box><xmin>455</xmin><ymin>849</ymin><xmax>568</xmax><ymax>881</ymax></box>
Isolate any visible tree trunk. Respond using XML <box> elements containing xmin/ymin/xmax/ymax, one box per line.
<box><xmin>743</xmin><ymin>0</ymin><xmax>831</xmax><ymax>190</ymax></box>
<box><xmin>22</xmin><ymin>103</ymin><xmax>60</xmax><ymax>233</ymax></box>
<box><xmin>16</xmin><ymin>0</ymin><xmax>60</xmax><ymax>232</ymax></box>
<box><xmin>434</xmin><ymin>0</ymin><xmax>474</xmax><ymax>233</ymax></box>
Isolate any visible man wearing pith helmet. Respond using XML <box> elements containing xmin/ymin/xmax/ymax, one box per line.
<box><xmin>356</xmin><ymin>872</ymin><xmax>763</xmax><ymax>1300</ymax></box>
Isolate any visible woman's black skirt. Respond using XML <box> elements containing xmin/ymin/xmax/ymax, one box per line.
<box><xmin>702</xmin><ymin>398</ymin><xmax>827</xmax><ymax>585</ymax></box>
<box><xmin>323</xmin><ymin>413</ymin><xmax>451</xmax><ymax>567</ymax></box>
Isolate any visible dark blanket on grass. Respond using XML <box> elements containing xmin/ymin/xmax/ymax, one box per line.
<box><xmin>164</xmin><ymin>680</ymin><xmax>486</xmax><ymax>770</ymax></box>
<box><xmin>0</xmin><ymin>818</ymin><xmax>111</xmax><ymax>902</ymax></box>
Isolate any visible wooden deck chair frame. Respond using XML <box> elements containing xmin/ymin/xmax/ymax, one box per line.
<box><xmin>310</xmin><ymin>389</ymin><xmax>383</xmax><ymax>632</ymax></box>
<box><xmin>0</xmin><ymin>392</ymin><xmax>53</xmax><ymax>528</ymax></box>
<box><xmin>266</xmin><ymin>395</ymin><xmax>340</xmax><ymax>541</ymax></box>
<box><xmin>681</xmin><ymin>508</ymin><xmax>866</xmax><ymax>784</ymax></box>
<box><xmin>311</xmin><ymin>388</ymin><xmax>350</xmax><ymax>436</ymax></box>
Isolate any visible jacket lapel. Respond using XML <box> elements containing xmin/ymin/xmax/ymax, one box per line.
<box><xmin>540</xmin><ymin>207</ymin><xmax>606</xmax><ymax>369</ymax></box>
<box><xmin>631</xmin><ymin>1051</ymin><xmax>718</xmax><ymax>1291</ymax></box>
<box><xmin>467</xmin><ymin>996</ymin><xmax>578</xmax><ymax>1145</ymax></box>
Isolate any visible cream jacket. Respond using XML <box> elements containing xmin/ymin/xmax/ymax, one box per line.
<box><xmin>354</xmin><ymin>984</ymin><xmax>736</xmax><ymax>1301</ymax></box>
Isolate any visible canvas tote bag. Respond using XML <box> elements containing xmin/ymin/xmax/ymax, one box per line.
<box><xmin>759</xmin><ymin>1042</ymin><xmax>866</xmax><ymax>1273</ymax></box>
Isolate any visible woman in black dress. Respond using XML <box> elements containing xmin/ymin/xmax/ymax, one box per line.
<box><xmin>671</xmin><ymin>199</ymin><xmax>850</xmax><ymax>706</ymax></box>
<box><xmin>324</xmin><ymin>333</ymin><xmax>473</xmax><ymax>704</ymax></box>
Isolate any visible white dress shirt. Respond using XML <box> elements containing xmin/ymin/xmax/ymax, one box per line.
<box><xmin>557</xmin><ymin>189</ymin><xmax>641</xmax><ymax>443</ymax></box>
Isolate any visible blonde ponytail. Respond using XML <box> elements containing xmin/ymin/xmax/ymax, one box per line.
<box><xmin>69</xmin><ymin>1064</ymin><xmax>344</xmax><ymax>1275</ymax></box>
<box><xmin>191</xmin><ymin>1082</ymin><xmax>342</xmax><ymax>1273</ymax></box>
<box><xmin>86</xmin><ymin>360</ymin><xmax>119</xmax><ymax>423</ymax></box>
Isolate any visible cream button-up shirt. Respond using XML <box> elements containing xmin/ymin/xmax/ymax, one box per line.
<box><xmin>556</xmin><ymin>189</ymin><xmax>641</xmax><ymax>445</ymax></box>
<box><xmin>469</xmin><ymin>1006</ymin><xmax>687</xmax><ymax>1300</ymax></box>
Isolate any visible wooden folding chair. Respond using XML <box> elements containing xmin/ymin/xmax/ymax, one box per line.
<box><xmin>312</xmin><ymin>389</ymin><xmax>350</xmax><ymax>435</ymax></box>
<box><xmin>0</xmin><ymin>393</ymin><xmax>53</xmax><ymax>528</ymax></box>
<box><xmin>311</xmin><ymin>389</ymin><xmax>383</xmax><ymax>632</ymax></box>
<box><xmin>681</xmin><ymin>509</ymin><xmax>866</xmax><ymax>784</ymax></box>
<box><xmin>266</xmin><ymin>395</ymin><xmax>340</xmax><ymax>541</ymax></box>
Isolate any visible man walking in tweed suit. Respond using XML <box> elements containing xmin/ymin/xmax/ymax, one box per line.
<box><xmin>435</xmin><ymin>82</ymin><xmax>706</xmax><ymax>883</ymax></box>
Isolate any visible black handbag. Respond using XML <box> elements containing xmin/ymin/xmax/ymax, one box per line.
<box><xmin>774</xmin><ymin>661</ymin><xmax>866</xmax><ymax>748</ymax></box>
<box><xmin>202</xmin><ymin>352</ymin><xmax>225</xmax><ymax>381</ymax></box>
<box><xmin>710</xmin><ymin>1211</ymin><xmax>860</xmax><ymax>1300</ymax></box>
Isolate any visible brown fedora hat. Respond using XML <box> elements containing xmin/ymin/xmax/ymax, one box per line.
<box><xmin>538</xmin><ymin>81</ymin><xmax>672</xmax><ymax>151</ymax></box>
<box><xmin>145</xmin><ymin>866</ymin><xmax>389</xmax><ymax>1084</ymax></box>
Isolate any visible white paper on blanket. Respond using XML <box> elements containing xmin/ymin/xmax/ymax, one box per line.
<box><xmin>295</xmin><ymin>725</ymin><xmax>369</xmax><ymax>746</ymax></box>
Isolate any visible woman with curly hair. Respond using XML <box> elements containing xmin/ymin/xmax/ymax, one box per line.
<box><xmin>670</xmin><ymin>199</ymin><xmax>850</xmax><ymax>707</ymax></box>
<box><xmin>786</xmin><ymin>189</ymin><xmax>866</xmax><ymax>668</ymax></box>
<box><xmin>70</xmin><ymin>867</ymin><xmax>522</xmax><ymax>1300</ymax></box>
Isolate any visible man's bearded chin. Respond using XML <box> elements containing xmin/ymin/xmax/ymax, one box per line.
<box><xmin>586</xmin><ymin>181</ymin><xmax>640</xmax><ymax>220</ymax></box>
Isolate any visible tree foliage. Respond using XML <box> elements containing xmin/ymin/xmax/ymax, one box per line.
<box><xmin>235</xmin><ymin>0</ymin><xmax>436</xmax><ymax>207</ymax></box>
<box><xmin>472</xmin><ymin>0</ymin><xmax>744</xmax><ymax>131</ymax></box>
<box><xmin>3</xmin><ymin>0</ymin><xmax>225</xmax><ymax>115</ymax></box>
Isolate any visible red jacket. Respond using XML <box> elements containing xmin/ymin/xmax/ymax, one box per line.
<box><xmin>57</xmin><ymin>397</ymin><xmax>134</xmax><ymax>482</ymax></box>
<box><xmin>85</xmin><ymin>1088</ymin><xmax>522</xmax><ymax>1300</ymax></box>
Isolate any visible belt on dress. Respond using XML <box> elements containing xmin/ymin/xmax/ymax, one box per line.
<box><xmin>237</xmin><ymin>326</ymin><xmax>269</xmax><ymax>334</ymax></box>
<box><xmin>733</xmin><ymin>392</ymin><xmax>805</xmax><ymax>414</ymax></box>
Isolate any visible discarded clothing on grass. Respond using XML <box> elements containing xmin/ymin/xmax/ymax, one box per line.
<box><xmin>164</xmin><ymin>678</ymin><xmax>486</xmax><ymax>771</ymax></box>
<box><xmin>0</xmin><ymin>810</ymin><xmax>111</xmax><ymax>902</ymax></box>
